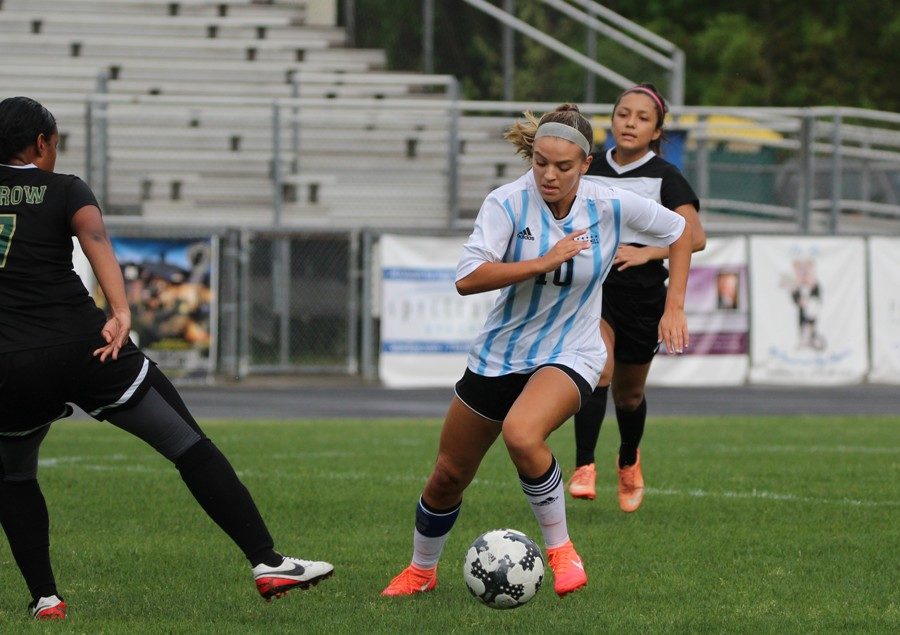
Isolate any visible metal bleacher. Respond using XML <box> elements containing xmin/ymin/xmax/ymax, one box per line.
<box><xmin>0</xmin><ymin>0</ymin><xmax>527</xmax><ymax>228</ymax></box>
<box><xmin>2</xmin><ymin>0</ymin><xmax>897</xmax><ymax>233</ymax></box>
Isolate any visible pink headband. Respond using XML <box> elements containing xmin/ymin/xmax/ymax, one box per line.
<box><xmin>622</xmin><ymin>86</ymin><xmax>666</xmax><ymax>116</ymax></box>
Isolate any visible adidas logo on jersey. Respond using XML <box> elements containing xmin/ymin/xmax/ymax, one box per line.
<box><xmin>517</xmin><ymin>227</ymin><xmax>535</xmax><ymax>241</ymax></box>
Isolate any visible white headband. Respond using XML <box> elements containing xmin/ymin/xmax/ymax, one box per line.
<box><xmin>534</xmin><ymin>121</ymin><xmax>591</xmax><ymax>155</ymax></box>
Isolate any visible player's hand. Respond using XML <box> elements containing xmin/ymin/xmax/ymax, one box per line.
<box><xmin>94</xmin><ymin>308</ymin><xmax>132</xmax><ymax>362</ymax></box>
<box><xmin>540</xmin><ymin>229</ymin><xmax>590</xmax><ymax>273</ymax></box>
<box><xmin>613</xmin><ymin>244</ymin><xmax>652</xmax><ymax>271</ymax></box>
<box><xmin>658</xmin><ymin>308</ymin><xmax>689</xmax><ymax>355</ymax></box>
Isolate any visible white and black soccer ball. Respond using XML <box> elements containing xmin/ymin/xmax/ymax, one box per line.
<box><xmin>463</xmin><ymin>528</ymin><xmax>544</xmax><ymax>609</ymax></box>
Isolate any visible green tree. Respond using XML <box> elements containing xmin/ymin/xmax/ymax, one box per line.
<box><xmin>349</xmin><ymin>0</ymin><xmax>900</xmax><ymax>110</ymax></box>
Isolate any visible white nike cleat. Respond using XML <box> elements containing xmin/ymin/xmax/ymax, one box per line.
<box><xmin>29</xmin><ymin>595</ymin><xmax>66</xmax><ymax>620</ymax></box>
<box><xmin>252</xmin><ymin>555</ymin><xmax>334</xmax><ymax>600</ymax></box>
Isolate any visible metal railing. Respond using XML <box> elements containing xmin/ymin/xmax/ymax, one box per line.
<box><xmin>81</xmin><ymin>91</ymin><xmax>900</xmax><ymax>236</ymax></box>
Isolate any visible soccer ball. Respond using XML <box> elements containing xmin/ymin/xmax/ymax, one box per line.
<box><xmin>462</xmin><ymin>528</ymin><xmax>544</xmax><ymax>609</ymax></box>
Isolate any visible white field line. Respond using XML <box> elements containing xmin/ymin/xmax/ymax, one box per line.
<box><xmin>695</xmin><ymin>444</ymin><xmax>899</xmax><ymax>455</ymax></box>
<box><xmin>36</xmin><ymin>457</ymin><xmax>899</xmax><ymax>508</ymax></box>
<box><xmin>643</xmin><ymin>486</ymin><xmax>900</xmax><ymax>508</ymax></box>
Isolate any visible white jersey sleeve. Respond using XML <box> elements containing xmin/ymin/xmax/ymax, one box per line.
<box><xmin>456</xmin><ymin>192</ymin><xmax>515</xmax><ymax>282</ymax></box>
<box><xmin>615</xmin><ymin>187</ymin><xmax>686</xmax><ymax>247</ymax></box>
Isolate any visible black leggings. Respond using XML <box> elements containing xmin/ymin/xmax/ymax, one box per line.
<box><xmin>0</xmin><ymin>364</ymin><xmax>275</xmax><ymax>601</ymax></box>
<box><xmin>0</xmin><ymin>366</ymin><xmax>203</xmax><ymax>482</ymax></box>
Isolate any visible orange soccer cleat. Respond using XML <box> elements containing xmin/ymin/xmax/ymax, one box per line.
<box><xmin>567</xmin><ymin>463</ymin><xmax>596</xmax><ymax>500</ymax></box>
<box><xmin>381</xmin><ymin>563</ymin><xmax>438</xmax><ymax>597</ymax></box>
<box><xmin>617</xmin><ymin>451</ymin><xmax>645</xmax><ymax>513</ymax></box>
<box><xmin>546</xmin><ymin>540</ymin><xmax>587</xmax><ymax>597</ymax></box>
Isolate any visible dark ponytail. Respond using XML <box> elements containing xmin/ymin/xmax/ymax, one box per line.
<box><xmin>0</xmin><ymin>97</ymin><xmax>57</xmax><ymax>164</ymax></box>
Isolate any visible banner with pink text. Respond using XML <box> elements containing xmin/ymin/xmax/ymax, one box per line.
<box><xmin>649</xmin><ymin>236</ymin><xmax>749</xmax><ymax>386</ymax></box>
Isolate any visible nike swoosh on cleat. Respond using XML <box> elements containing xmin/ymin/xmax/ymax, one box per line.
<box><xmin>259</xmin><ymin>563</ymin><xmax>306</xmax><ymax>578</ymax></box>
<box><xmin>572</xmin><ymin>559</ymin><xmax>584</xmax><ymax>570</ymax></box>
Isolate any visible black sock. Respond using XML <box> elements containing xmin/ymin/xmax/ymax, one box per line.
<box><xmin>0</xmin><ymin>480</ymin><xmax>58</xmax><ymax>600</ymax></box>
<box><xmin>175</xmin><ymin>439</ymin><xmax>276</xmax><ymax>567</ymax></box>
<box><xmin>573</xmin><ymin>386</ymin><xmax>608</xmax><ymax>466</ymax></box>
<box><xmin>617</xmin><ymin>398</ymin><xmax>646</xmax><ymax>467</ymax></box>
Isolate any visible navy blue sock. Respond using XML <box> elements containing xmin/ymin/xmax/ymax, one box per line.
<box><xmin>412</xmin><ymin>497</ymin><xmax>461</xmax><ymax>567</ymax></box>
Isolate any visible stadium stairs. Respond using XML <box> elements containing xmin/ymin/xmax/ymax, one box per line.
<box><xmin>0</xmin><ymin>0</ymin><xmax>527</xmax><ymax>228</ymax></box>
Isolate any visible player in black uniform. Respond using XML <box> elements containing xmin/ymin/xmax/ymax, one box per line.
<box><xmin>567</xmin><ymin>84</ymin><xmax>706</xmax><ymax>511</ymax></box>
<box><xmin>0</xmin><ymin>97</ymin><xmax>333</xmax><ymax>621</ymax></box>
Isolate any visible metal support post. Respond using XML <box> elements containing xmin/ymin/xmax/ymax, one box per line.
<box><xmin>829</xmin><ymin>112</ymin><xmax>842</xmax><ymax>234</ymax></box>
<box><xmin>799</xmin><ymin>112</ymin><xmax>814</xmax><ymax>233</ymax></box>
<box><xmin>503</xmin><ymin>0</ymin><xmax>515</xmax><ymax>101</ymax></box>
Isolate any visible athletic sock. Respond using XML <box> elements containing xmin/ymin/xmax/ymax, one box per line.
<box><xmin>175</xmin><ymin>438</ymin><xmax>275</xmax><ymax>566</ymax></box>
<box><xmin>0</xmin><ymin>480</ymin><xmax>58</xmax><ymax>601</ymax></box>
<box><xmin>411</xmin><ymin>496</ymin><xmax>460</xmax><ymax>568</ymax></box>
<box><xmin>519</xmin><ymin>456</ymin><xmax>568</xmax><ymax>548</ymax></box>
<box><xmin>573</xmin><ymin>386</ymin><xmax>608</xmax><ymax>466</ymax></box>
<box><xmin>617</xmin><ymin>398</ymin><xmax>647</xmax><ymax>467</ymax></box>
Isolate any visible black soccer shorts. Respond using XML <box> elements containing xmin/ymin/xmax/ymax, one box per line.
<box><xmin>454</xmin><ymin>364</ymin><xmax>592</xmax><ymax>423</ymax></box>
<box><xmin>0</xmin><ymin>337</ymin><xmax>152</xmax><ymax>436</ymax></box>
<box><xmin>601</xmin><ymin>282</ymin><xmax>668</xmax><ymax>365</ymax></box>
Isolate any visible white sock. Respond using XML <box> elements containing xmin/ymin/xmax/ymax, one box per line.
<box><xmin>410</xmin><ymin>497</ymin><xmax>460</xmax><ymax>568</ymax></box>
<box><xmin>520</xmin><ymin>457</ymin><xmax>569</xmax><ymax>548</ymax></box>
<box><xmin>411</xmin><ymin>528</ymin><xmax>448</xmax><ymax>568</ymax></box>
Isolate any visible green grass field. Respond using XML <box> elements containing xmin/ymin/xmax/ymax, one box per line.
<box><xmin>1</xmin><ymin>415</ymin><xmax>897</xmax><ymax>633</ymax></box>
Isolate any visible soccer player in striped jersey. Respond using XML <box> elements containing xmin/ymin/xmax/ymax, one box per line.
<box><xmin>381</xmin><ymin>103</ymin><xmax>692</xmax><ymax>599</ymax></box>
<box><xmin>0</xmin><ymin>97</ymin><xmax>332</xmax><ymax>621</ymax></box>
<box><xmin>567</xmin><ymin>84</ymin><xmax>707</xmax><ymax>511</ymax></box>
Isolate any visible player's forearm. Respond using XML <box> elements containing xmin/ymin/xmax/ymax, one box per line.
<box><xmin>456</xmin><ymin>259</ymin><xmax>546</xmax><ymax>295</ymax></box>
<box><xmin>78</xmin><ymin>228</ymin><xmax>129</xmax><ymax>315</ymax></box>
<box><xmin>664</xmin><ymin>226</ymin><xmax>692</xmax><ymax>310</ymax></box>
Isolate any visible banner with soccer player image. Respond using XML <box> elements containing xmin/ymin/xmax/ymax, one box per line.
<box><xmin>748</xmin><ymin>236</ymin><xmax>867</xmax><ymax>384</ymax></box>
<box><xmin>379</xmin><ymin>234</ymin><xmax>497</xmax><ymax>388</ymax></box>
<box><xmin>95</xmin><ymin>237</ymin><xmax>218</xmax><ymax>382</ymax></box>
<box><xmin>868</xmin><ymin>237</ymin><xmax>900</xmax><ymax>383</ymax></box>
<box><xmin>648</xmin><ymin>235</ymin><xmax>749</xmax><ymax>386</ymax></box>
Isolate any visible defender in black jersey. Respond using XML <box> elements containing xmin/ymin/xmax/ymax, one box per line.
<box><xmin>567</xmin><ymin>84</ymin><xmax>707</xmax><ymax>512</ymax></box>
<box><xmin>0</xmin><ymin>97</ymin><xmax>332</xmax><ymax>621</ymax></box>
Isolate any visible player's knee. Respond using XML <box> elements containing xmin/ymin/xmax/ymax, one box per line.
<box><xmin>0</xmin><ymin>468</ymin><xmax>38</xmax><ymax>483</ymax></box>
<box><xmin>174</xmin><ymin>437</ymin><xmax>219</xmax><ymax>471</ymax></box>
<box><xmin>614</xmin><ymin>392</ymin><xmax>645</xmax><ymax>412</ymax></box>
<box><xmin>500</xmin><ymin>424</ymin><xmax>541</xmax><ymax>462</ymax></box>
<box><xmin>426</xmin><ymin>456</ymin><xmax>468</xmax><ymax>499</ymax></box>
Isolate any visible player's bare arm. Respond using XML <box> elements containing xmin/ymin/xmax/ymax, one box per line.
<box><xmin>71</xmin><ymin>204</ymin><xmax>131</xmax><ymax>361</ymax></box>
<box><xmin>456</xmin><ymin>229</ymin><xmax>590</xmax><ymax>295</ymax></box>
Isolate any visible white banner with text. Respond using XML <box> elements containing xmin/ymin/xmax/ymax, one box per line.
<box><xmin>748</xmin><ymin>236</ymin><xmax>868</xmax><ymax>384</ymax></box>
<box><xmin>868</xmin><ymin>237</ymin><xmax>900</xmax><ymax>383</ymax></box>
<box><xmin>379</xmin><ymin>234</ymin><xmax>496</xmax><ymax>388</ymax></box>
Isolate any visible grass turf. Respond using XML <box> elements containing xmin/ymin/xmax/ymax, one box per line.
<box><xmin>0</xmin><ymin>415</ymin><xmax>897</xmax><ymax>633</ymax></box>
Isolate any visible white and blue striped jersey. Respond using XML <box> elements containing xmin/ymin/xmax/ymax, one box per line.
<box><xmin>456</xmin><ymin>168</ymin><xmax>685</xmax><ymax>387</ymax></box>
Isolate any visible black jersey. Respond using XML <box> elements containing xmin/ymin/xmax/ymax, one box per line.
<box><xmin>0</xmin><ymin>164</ymin><xmax>106</xmax><ymax>353</ymax></box>
<box><xmin>585</xmin><ymin>149</ymin><xmax>699</xmax><ymax>288</ymax></box>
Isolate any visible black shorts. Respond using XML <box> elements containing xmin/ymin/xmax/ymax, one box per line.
<box><xmin>454</xmin><ymin>365</ymin><xmax>592</xmax><ymax>422</ymax></box>
<box><xmin>602</xmin><ymin>283</ymin><xmax>667</xmax><ymax>365</ymax></box>
<box><xmin>0</xmin><ymin>337</ymin><xmax>153</xmax><ymax>435</ymax></box>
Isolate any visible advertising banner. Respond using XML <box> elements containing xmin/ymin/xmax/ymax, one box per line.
<box><xmin>379</xmin><ymin>234</ymin><xmax>497</xmax><ymax>388</ymax></box>
<box><xmin>97</xmin><ymin>237</ymin><xmax>217</xmax><ymax>381</ymax></box>
<box><xmin>868</xmin><ymin>237</ymin><xmax>900</xmax><ymax>383</ymax></box>
<box><xmin>748</xmin><ymin>236</ymin><xmax>867</xmax><ymax>384</ymax></box>
<box><xmin>649</xmin><ymin>236</ymin><xmax>749</xmax><ymax>386</ymax></box>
